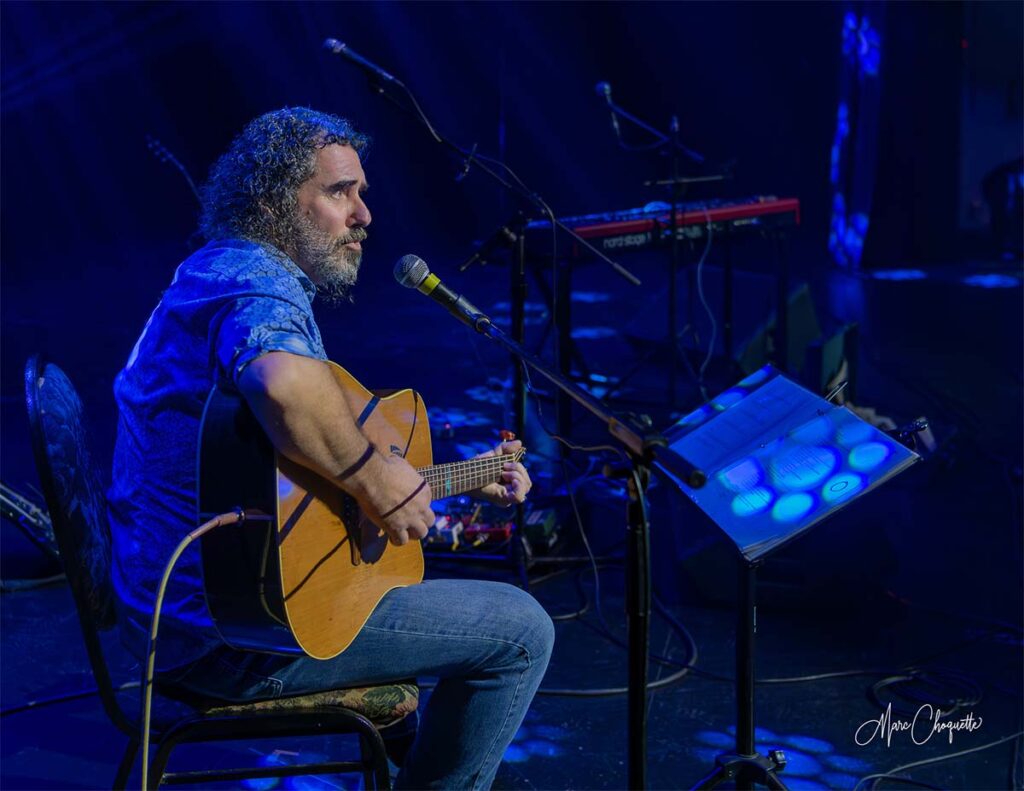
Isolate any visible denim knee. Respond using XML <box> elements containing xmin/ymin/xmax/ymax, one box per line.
<box><xmin>528</xmin><ymin>595</ymin><xmax>555</xmax><ymax>668</ymax></box>
<box><xmin>502</xmin><ymin>584</ymin><xmax>555</xmax><ymax>669</ymax></box>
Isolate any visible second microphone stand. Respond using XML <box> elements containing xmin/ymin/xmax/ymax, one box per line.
<box><xmin>601</xmin><ymin>88</ymin><xmax>715</xmax><ymax>408</ymax></box>
<box><xmin>459</xmin><ymin>215</ymin><xmax>531</xmax><ymax>573</ymax></box>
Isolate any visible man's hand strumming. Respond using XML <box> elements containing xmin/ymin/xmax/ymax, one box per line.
<box><xmin>357</xmin><ymin>453</ymin><xmax>435</xmax><ymax>546</ymax></box>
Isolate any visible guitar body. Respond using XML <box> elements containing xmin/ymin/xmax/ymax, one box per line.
<box><xmin>198</xmin><ymin>361</ymin><xmax>428</xmax><ymax>659</ymax></box>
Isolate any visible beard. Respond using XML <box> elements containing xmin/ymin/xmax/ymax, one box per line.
<box><xmin>288</xmin><ymin>215</ymin><xmax>366</xmax><ymax>304</ymax></box>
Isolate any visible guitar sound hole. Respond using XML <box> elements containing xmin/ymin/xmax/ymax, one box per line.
<box><xmin>341</xmin><ymin>494</ymin><xmax>388</xmax><ymax>565</ymax></box>
<box><xmin>358</xmin><ymin>515</ymin><xmax>388</xmax><ymax>563</ymax></box>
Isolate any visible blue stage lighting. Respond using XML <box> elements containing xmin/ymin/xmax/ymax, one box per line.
<box><xmin>719</xmin><ymin>458</ymin><xmax>765</xmax><ymax>492</ymax></box>
<box><xmin>821</xmin><ymin>472</ymin><xmax>867</xmax><ymax>504</ymax></box>
<box><xmin>731</xmin><ymin>487</ymin><xmax>775</xmax><ymax>517</ymax></box>
<box><xmin>835</xmin><ymin>419</ymin><xmax>875</xmax><ymax>448</ymax></box>
<box><xmin>771</xmin><ymin>492</ymin><xmax>816</xmax><ymax>523</ymax></box>
<box><xmin>570</xmin><ymin>327</ymin><xmax>616</xmax><ymax>340</ymax></box>
<box><xmin>848</xmin><ymin>441</ymin><xmax>892</xmax><ymax>472</ymax></box>
<box><xmin>711</xmin><ymin>388</ymin><xmax>747</xmax><ymax>410</ymax></box>
<box><xmin>770</xmin><ymin>446</ymin><xmax>838</xmax><ymax>492</ymax></box>
<box><xmin>781</xmin><ymin>735</ymin><xmax>834</xmax><ymax>754</ymax></box>
<box><xmin>792</xmin><ymin>415</ymin><xmax>835</xmax><ymax>445</ymax></box>
<box><xmin>739</xmin><ymin>366</ymin><xmax>771</xmax><ymax>387</ymax></box>
<box><xmin>871</xmin><ymin>269</ymin><xmax>928</xmax><ymax>281</ymax></box>
<box><xmin>962</xmin><ymin>273</ymin><xmax>1020</xmax><ymax>289</ymax></box>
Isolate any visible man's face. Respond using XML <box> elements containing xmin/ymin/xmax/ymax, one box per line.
<box><xmin>290</xmin><ymin>143</ymin><xmax>372</xmax><ymax>302</ymax></box>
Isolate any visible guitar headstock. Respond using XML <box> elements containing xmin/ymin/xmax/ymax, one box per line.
<box><xmin>498</xmin><ymin>430</ymin><xmax>526</xmax><ymax>465</ymax></box>
<box><xmin>145</xmin><ymin>134</ymin><xmax>201</xmax><ymax>205</ymax></box>
<box><xmin>146</xmin><ymin>134</ymin><xmax>176</xmax><ymax>166</ymax></box>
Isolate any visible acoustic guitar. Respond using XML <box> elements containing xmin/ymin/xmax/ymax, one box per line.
<box><xmin>198</xmin><ymin>361</ymin><xmax>524</xmax><ymax>659</ymax></box>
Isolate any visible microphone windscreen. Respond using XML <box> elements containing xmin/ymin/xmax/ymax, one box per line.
<box><xmin>394</xmin><ymin>254</ymin><xmax>429</xmax><ymax>288</ymax></box>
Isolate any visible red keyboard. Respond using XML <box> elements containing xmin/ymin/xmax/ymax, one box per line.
<box><xmin>528</xmin><ymin>196</ymin><xmax>800</xmax><ymax>252</ymax></box>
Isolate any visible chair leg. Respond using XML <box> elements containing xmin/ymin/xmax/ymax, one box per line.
<box><xmin>358</xmin><ymin>730</ymin><xmax>391</xmax><ymax>790</ymax></box>
<box><xmin>360</xmin><ymin>734</ymin><xmax>375</xmax><ymax>790</ymax></box>
<box><xmin>113</xmin><ymin>738</ymin><xmax>138</xmax><ymax>790</ymax></box>
<box><xmin>148</xmin><ymin>738</ymin><xmax>179</xmax><ymax>790</ymax></box>
<box><xmin>371</xmin><ymin>732</ymin><xmax>391</xmax><ymax>790</ymax></box>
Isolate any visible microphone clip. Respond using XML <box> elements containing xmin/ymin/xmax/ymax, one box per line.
<box><xmin>459</xmin><ymin>223</ymin><xmax>519</xmax><ymax>272</ymax></box>
<box><xmin>455</xmin><ymin>143</ymin><xmax>478</xmax><ymax>183</ymax></box>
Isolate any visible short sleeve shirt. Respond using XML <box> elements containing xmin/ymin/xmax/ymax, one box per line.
<box><xmin>108</xmin><ymin>239</ymin><xmax>326</xmax><ymax>670</ymax></box>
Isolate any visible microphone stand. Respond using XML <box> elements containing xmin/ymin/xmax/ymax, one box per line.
<box><xmin>469</xmin><ymin>313</ymin><xmax>706</xmax><ymax>791</ymax></box>
<box><xmin>602</xmin><ymin>90</ymin><xmax>709</xmax><ymax>409</ymax></box>
<box><xmin>332</xmin><ymin>50</ymin><xmax>645</xmax><ymax>589</ymax></box>
<box><xmin>330</xmin><ymin>49</ymin><xmax>707</xmax><ymax>788</ymax></box>
<box><xmin>670</xmin><ymin>115</ymin><xmax>681</xmax><ymax>408</ymax></box>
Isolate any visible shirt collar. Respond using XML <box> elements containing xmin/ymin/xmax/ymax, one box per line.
<box><xmin>253</xmin><ymin>241</ymin><xmax>318</xmax><ymax>302</ymax></box>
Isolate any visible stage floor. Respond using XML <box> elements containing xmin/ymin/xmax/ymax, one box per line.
<box><xmin>1</xmin><ymin>566</ymin><xmax>1021</xmax><ymax>789</ymax></box>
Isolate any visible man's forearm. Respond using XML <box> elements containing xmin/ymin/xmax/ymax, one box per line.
<box><xmin>238</xmin><ymin>352</ymin><xmax>386</xmax><ymax>498</ymax></box>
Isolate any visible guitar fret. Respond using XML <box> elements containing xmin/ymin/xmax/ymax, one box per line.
<box><xmin>418</xmin><ymin>453</ymin><xmax>520</xmax><ymax>499</ymax></box>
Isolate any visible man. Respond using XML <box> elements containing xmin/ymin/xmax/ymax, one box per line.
<box><xmin>108</xmin><ymin>107</ymin><xmax>554</xmax><ymax>790</ymax></box>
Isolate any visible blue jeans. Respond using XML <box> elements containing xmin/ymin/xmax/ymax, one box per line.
<box><xmin>161</xmin><ymin>579</ymin><xmax>555</xmax><ymax>790</ymax></box>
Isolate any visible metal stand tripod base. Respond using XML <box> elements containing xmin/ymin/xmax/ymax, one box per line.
<box><xmin>691</xmin><ymin>561</ymin><xmax>789</xmax><ymax>791</ymax></box>
<box><xmin>693</xmin><ymin>750</ymin><xmax>789</xmax><ymax>790</ymax></box>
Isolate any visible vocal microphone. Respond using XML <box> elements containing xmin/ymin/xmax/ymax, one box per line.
<box><xmin>394</xmin><ymin>254</ymin><xmax>491</xmax><ymax>331</ymax></box>
<box><xmin>323</xmin><ymin>39</ymin><xmax>400</xmax><ymax>85</ymax></box>
<box><xmin>595</xmin><ymin>81</ymin><xmax>621</xmax><ymax>139</ymax></box>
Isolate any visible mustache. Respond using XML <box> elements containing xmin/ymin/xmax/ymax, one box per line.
<box><xmin>337</xmin><ymin>228</ymin><xmax>368</xmax><ymax>245</ymax></box>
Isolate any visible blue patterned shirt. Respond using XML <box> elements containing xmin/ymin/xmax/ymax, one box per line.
<box><xmin>108</xmin><ymin>239</ymin><xmax>327</xmax><ymax>670</ymax></box>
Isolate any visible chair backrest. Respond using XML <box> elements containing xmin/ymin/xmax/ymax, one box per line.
<box><xmin>25</xmin><ymin>355</ymin><xmax>132</xmax><ymax>732</ymax></box>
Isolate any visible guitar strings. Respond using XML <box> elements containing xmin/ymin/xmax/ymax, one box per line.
<box><xmin>420</xmin><ymin>454</ymin><xmax>524</xmax><ymax>495</ymax></box>
<box><xmin>419</xmin><ymin>452</ymin><xmax>525</xmax><ymax>484</ymax></box>
<box><xmin>419</xmin><ymin>451</ymin><xmax>525</xmax><ymax>473</ymax></box>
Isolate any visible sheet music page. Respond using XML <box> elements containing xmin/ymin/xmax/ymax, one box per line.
<box><xmin>667</xmin><ymin>373</ymin><xmax>826</xmax><ymax>474</ymax></box>
<box><xmin>659</xmin><ymin>368</ymin><xmax>920</xmax><ymax>561</ymax></box>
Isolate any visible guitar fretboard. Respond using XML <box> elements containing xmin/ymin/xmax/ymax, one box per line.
<box><xmin>418</xmin><ymin>450</ymin><xmax>525</xmax><ymax>499</ymax></box>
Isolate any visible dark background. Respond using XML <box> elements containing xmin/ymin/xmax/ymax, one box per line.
<box><xmin>2</xmin><ymin>3</ymin><xmax>1023</xmax><ymax>789</ymax></box>
<box><xmin>2</xmin><ymin>0</ymin><xmax>1021</xmax><ymax>670</ymax></box>
<box><xmin>1</xmin><ymin>0</ymin><xmax>851</xmax><ymax>536</ymax></box>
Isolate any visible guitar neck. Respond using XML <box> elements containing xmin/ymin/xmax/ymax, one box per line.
<box><xmin>418</xmin><ymin>453</ymin><xmax>520</xmax><ymax>500</ymax></box>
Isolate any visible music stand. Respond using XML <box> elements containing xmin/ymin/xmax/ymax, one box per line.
<box><xmin>654</xmin><ymin>365</ymin><xmax>921</xmax><ymax>790</ymax></box>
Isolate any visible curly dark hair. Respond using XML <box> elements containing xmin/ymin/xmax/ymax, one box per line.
<box><xmin>199</xmin><ymin>107</ymin><xmax>370</xmax><ymax>246</ymax></box>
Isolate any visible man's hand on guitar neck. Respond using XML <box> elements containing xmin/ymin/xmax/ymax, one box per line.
<box><xmin>469</xmin><ymin>440</ymin><xmax>533</xmax><ymax>508</ymax></box>
<box><xmin>239</xmin><ymin>352</ymin><xmax>434</xmax><ymax>546</ymax></box>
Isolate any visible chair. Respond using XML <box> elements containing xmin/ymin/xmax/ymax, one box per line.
<box><xmin>25</xmin><ymin>355</ymin><xmax>416</xmax><ymax>790</ymax></box>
